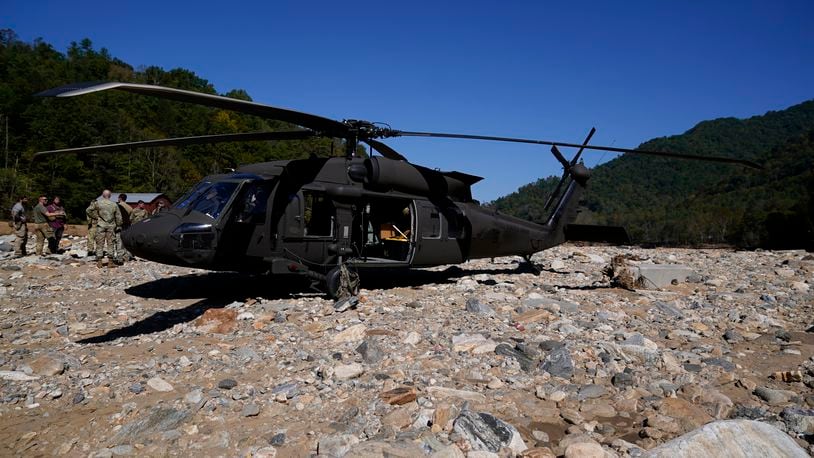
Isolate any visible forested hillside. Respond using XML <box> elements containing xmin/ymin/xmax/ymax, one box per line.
<box><xmin>494</xmin><ymin>101</ymin><xmax>814</xmax><ymax>247</ymax></box>
<box><xmin>0</xmin><ymin>30</ymin><xmax>345</xmax><ymax>219</ymax></box>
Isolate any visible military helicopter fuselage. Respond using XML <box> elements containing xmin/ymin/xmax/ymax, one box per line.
<box><xmin>35</xmin><ymin>81</ymin><xmax>759</xmax><ymax>297</ymax></box>
<box><xmin>124</xmin><ymin>155</ymin><xmax>589</xmax><ymax>297</ymax></box>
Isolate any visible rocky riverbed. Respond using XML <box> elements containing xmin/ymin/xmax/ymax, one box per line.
<box><xmin>0</xmin><ymin>235</ymin><xmax>812</xmax><ymax>457</ymax></box>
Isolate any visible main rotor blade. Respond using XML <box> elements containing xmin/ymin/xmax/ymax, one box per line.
<box><xmin>37</xmin><ymin>82</ymin><xmax>350</xmax><ymax>137</ymax></box>
<box><xmin>34</xmin><ymin>130</ymin><xmax>317</xmax><ymax>157</ymax></box>
<box><xmin>391</xmin><ymin>131</ymin><xmax>762</xmax><ymax>169</ymax></box>
<box><xmin>363</xmin><ymin>139</ymin><xmax>408</xmax><ymax>161</ymax></box>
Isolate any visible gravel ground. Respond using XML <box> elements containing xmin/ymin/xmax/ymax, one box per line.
<box><xmin>0</xmin><ymin>234</ymin><xmax>812</xmax><ymax>457</ymax></box>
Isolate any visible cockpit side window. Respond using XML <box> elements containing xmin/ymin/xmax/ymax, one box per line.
<box><xmin>234</xmin><ymin>181</ymin><xmax>272</xmax><ymax>223</ymax></box>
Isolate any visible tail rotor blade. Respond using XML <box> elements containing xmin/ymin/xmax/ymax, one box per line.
<box><xmin>570</xmin><ymin>127</ymin><xmax>596</xmax><ymax>166</ymax></box>
<box><xmin>543</xmin><ymin>128</ymin><xmax>597</xmax><ymax>211</ymax></box>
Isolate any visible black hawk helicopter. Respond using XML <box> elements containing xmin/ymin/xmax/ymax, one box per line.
<box><xmin>35</xmin><ymin>82</ymin><xmax>760</xmax><ymax>298</ymax></box>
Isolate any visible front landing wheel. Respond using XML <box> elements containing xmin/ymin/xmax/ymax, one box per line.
<box><xmin>325</xmin><ymin>264</ymin><xmax>360</xmax><ymax>299</ymax></box>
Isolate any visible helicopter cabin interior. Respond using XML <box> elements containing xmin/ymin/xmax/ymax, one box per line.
<box><xmin>279</xmin><ymin>190</ymin><xmax>415</xmax><ymax>263</ymax></box>
<box><xmin>354</xmin><ymin>197</ymin><xmax>414</xmax><ymax>263</ymax></box>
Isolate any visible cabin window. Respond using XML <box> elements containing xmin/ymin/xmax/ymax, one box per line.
<box><xmin>424</xmin><ymin>210</ymin><xmax>441</xmax><ymax>239</ymax></box>
<box><xmin>303</xmin><ymin>190</ymin><xmax>334</xmax><ymax>237</ymax></box>
<box><xmin>445</xmin><ymin>207</ymin><xmax>466</xmax><ymax>239</ymax></box>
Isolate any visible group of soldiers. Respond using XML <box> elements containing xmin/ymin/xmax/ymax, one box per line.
<box><xmin>86</xmin><ymin>191</ymin><xmax>150</xmax><ymax>267</ymax></box>
<box><xmin>9</xmin><ymin>194</ymin><xmax>67</xmax><ymax>257</ymax></box>
<box><xmin>10</xmin><ymin>190</ymin><xmax>158</xmax><ymax>268</ymax></box>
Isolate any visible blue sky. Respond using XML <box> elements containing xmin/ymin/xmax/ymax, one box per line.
<box><xmin>6</xmin><ymin>0</ymin><xmax>814</xmax><ymax>201</ymax></box>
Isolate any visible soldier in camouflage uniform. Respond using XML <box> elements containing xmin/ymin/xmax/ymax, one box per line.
<box><xmin>116</xmin><ymin>194</ymin><xmax>134</xmax><ymax>262</ymax></box>
<box><xmin>10</xmin><ymin>196</ymin><xmax>29</xmax><ymax>258</ymax></box>
<box><xmin>95</xmin><ymin>190</ymin><xmax>122</xmax><ymax>266</ymax></box>
<box><xmin>31</xmin><ymin>195</ymin><xmax>61</xmax><ymax>256</ymax></box>
<box><xmin>86</xmin><ymin>199</ymin><xmax>99</xmax><ymax>256</ymax></box>
<box><xmin>131</xmin><ymin>200</ymin><xmax>149</xmax><ymax>224</ymax></box>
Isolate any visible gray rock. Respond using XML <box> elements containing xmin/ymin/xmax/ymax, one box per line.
<box><xmin>524</xmin><ymin>297</ymin><xmax>579</xmax><ymax>313</ymax></box>
<box><xmin>109</xmin><ymin>444</ymin><xmax>134</xmax><ymax>456</ymax></box>
<box><xmin>540</xmin><ymin>347</ymin><xmax>574</xmax><ymax>379</ymax></box>
<box><xmin>318</xmin><ymin>433</ymin><xmax>360</xmax><ymax>457</ymax></box>
<box><xmin>271</xmin><ymin>382</ymin><xmax>299</xmax><ymax>399</ymax></box>
<box><xmin>781</xmin><ymin>407</ymin><xmax>814</xmax><ymax>435</ymax></box>
<box><xmin>268</xmin><ymin>432</ymin><xmax>286</xmax><ymax>446</ymax></box>
<box><xmin>643</xmin><ymin>419</ymin><xmax>808</xmax><ymax>458</ymax></box>
<box><xmin>452</xmin><ymin>410</ymin><xmax>527</xmax><ymax>454</ymax></box>
<box><xmin>217</xmin><ymin>378</ymin><xmax>238</xmax><ymax>390</ymax></box>
<box><xmin>494</xmin><ymin>343</ymin><xmax>535</xmax><ymax>372</ymax></box>
<box><xmin>129</xmin><ymin>383</ymin><xmax>144</xmax><ymax>394</ymax></box>
<box><xmin>465</xmin><ymin>297</ymin><xmax>495</xmax><ymax>315</ymax></box>
<box><xmin>539</xmin><ymin>340</ymin><xmax>565</xmax><ymax>352</ymax></box>
<box><xmin>754</xmin><ymin>387</ymin><xmax>790</xmax><ymax>405</ymax></box>
<box><xmin>184</xmin><ymin>389</ymin><xmax>203</xmax><ymax>405</ymax></box>
<box><xmin>112</xmin><ymin>407</ymin><xmax>190</xmax><ymax>444</ymax></box>
<box><xmin>242</xmin><ymin>403</ymin><xmax>261</xmax><ymax>417</ymax></box>
<box><xmin>334</xmin><ymin>363</ymin><xmax>364</xmax><ymax>380</ymax></box>
<box><xmin>654</xmin><ymin>301</ymin><xmax>684</xmax><ymax>318</ymax></box>
<box><xmin>356</xmin><ymin>339</ymin><xmax>384</xmax><ymax>364</ymax></box>
<box><xmin>577</xmin><ymin>384</ymin><xmax>606</xmax><ymax>400</ymax></box>
<box><xmin>637</xmin><ymin>264</ymin><xmax>695</xmax><ymax>288</ymax></box>
<box><xmin>234</xmin><ymin>347</ymin><xmax>261</xmax><ymax>362</ymax></box>
<box><xmin>723</xmin><ymin>329</ymin><xmax>742</xmax><ymax>342</ymax></box>
<box><xmin>703</xmin><ymin>357</ymin><xmax>736</xmax><ymax>372</ymax></box>
<box><xmin>147</xmin><ymin>376</ymin><xmax>173</xmax><ymax>392</ymax></box>
<box><xmin>612</xmin><ymin>372</ymin><xmax>634</xmax><ymax>388</ymax></box>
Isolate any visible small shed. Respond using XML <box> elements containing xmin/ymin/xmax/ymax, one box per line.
<box><xmin>108</xmin><ymin>192</ymin><xmax>172</xmax><ymax>214</ymax></box>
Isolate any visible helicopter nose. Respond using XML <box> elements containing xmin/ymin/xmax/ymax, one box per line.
<box><xmin>122</xmin><ymin>212</ymin><xmax>182</xmax><ymax>264</ymax></box>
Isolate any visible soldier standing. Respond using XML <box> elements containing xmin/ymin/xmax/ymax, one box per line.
<box><xmin>86</xmin><ymin>199</ymin><xmax>99</xmax><ymax>256</ymax></box>
<box><xmin>10</xmin><ymin>196</ymin><xmax>29</xmax><ymax>258</ymax></box>
<box><xmin>131</xmin><ymin>200</ymin><xmax>149</xmax><ymax>224</ymax></box>
<box><xmin>31</xmin><ymin>195</ymin><xmax>60</xmax><ymax>256</ymax></box>
<box><xmin>46</xmin><ymin>196</ymin><xmax>67</xmax><ymax>254</ymax></box>
<box><xmin>95</xmin><ymin>190</ymin><xmax>122</xmax><ymax>267</ymax></box>
<box><xmin>116</xmin><ymin>194</ymin><xmax>134</xmax><ymax>262</ymax></box>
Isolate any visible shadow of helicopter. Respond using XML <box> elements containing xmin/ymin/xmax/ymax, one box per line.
<box><xmin>77</xmin><ymin>262</ymin><xmax>609</xmax><ymax>344</ymax></box>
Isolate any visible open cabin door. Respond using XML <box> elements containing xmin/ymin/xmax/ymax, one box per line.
<box><xmin>352</xmin><ymin>197</ymin><xmax>415</xmax><ymax>264</ymax></box>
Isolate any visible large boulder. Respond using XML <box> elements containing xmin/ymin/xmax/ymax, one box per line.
<box><xmin>643</xmin><ymin>420</ymin><xmax>808</xmax><ymax>458</ymax></box>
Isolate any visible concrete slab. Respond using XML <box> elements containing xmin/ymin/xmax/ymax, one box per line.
<box><xmin>635</xmin><ymin>264</ymin><xmax>695</xmax><ymax>288</ymax></box>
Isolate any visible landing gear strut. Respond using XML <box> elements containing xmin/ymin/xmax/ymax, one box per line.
<box><xmin>325</xmin><ymin>263</ymin><xmax>360</xmax><ymax>300</ymax></box>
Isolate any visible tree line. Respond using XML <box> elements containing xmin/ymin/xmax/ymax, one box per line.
<box><xmin>0</xmin><ymin>30</ymin><xmax>345</xmax><ymax>220</ymax></box>
<box><xmin>493</xmin><ymin>100</ymin><xmax>814</xmax><ymax>248</ymax></box>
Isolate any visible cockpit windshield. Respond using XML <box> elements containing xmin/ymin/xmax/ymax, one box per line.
<box><xmin>187</xmin><ymin>181</ymin><xmax>240</xmax><ymax>220</ymax></box>
<box><xmin>174</xmin><ymin>180</ymin><xmax>212</xmax><ymax>209</ymax></box>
